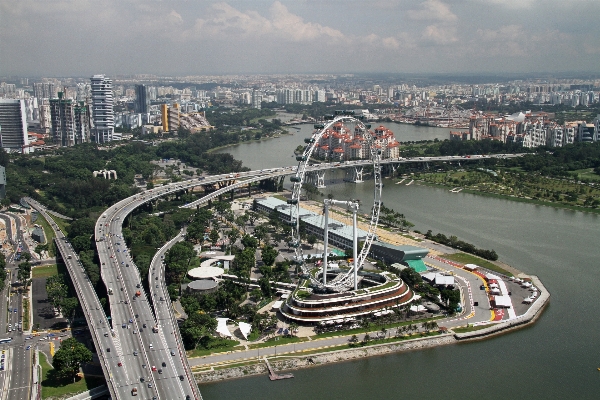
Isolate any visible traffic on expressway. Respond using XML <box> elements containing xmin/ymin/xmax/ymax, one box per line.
<box><xmin>19</xmin><ymin>154</ymin><xmax>522</xmax><ymax>399</ymax></box>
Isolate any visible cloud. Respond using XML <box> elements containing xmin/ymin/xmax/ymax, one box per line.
<box><xmin>422</xmin><ymin>25</ymin><xmax>458</xmax><ymax>44</ymax></box>
<box><xmin>188</xmin><ymin>1</ymin><xmax>345</xmax><ymax>43</ymax></box>
<box><xmin>407</xmin><ymin>0</ymin><xmax>457</xmax><ymax>22</ymax></box>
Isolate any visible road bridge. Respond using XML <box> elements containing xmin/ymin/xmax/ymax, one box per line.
<box><xmin>24</xmin><ymin>198</ymin><xmax>120</xmax><ymax>400</ymax></box>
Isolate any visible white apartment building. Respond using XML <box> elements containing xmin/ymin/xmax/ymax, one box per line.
<box><xmin>91</xmin><ymin>75</ymin><xmax>118</xmax><ymax>142</ymax></box>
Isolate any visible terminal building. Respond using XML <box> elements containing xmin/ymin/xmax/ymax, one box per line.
<box><xmin>254</xmin><ymin>196</ymin><xmax>428</xmax><ymax>266</ymax></box>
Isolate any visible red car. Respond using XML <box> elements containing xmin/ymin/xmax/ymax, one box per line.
<box><xmin>151</xmin><ymin>365</ymin><xmax>157</xmax><ymax>371</ymax></box>
<box><xmin>117</xmin><ymin>362</ymin><xmax>122</xmax><ymax>367</ymax></box>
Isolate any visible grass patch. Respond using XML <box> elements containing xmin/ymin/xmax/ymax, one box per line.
<box><xmin>272</xmin><ymin>194</ymin><xmax>287</xmax><ymax>202</ymax></box>
<box><xmin>248</xmin><ymin>336</ymin><xmax>307</xmax><ymax>349</ymax></box>
<box><xmin>440</xmin><ymin>253</ymin><xmax>513</xmax><ymax>276</ymax></box>
<box><xmin>310</xmin><ymin>316</ymin><xmax>444</xmax><ymax>340</ymax></box>
<box><xmin>35</xmin><ymin>213</ymin><xmax>56</xmax><ymax>257</ymax></box>
<box><xmin>40</xmin><ymin>352</ymin><xmax>104</xmax><ymax>399</ymax></box>
<box><xmin>366</xmin><ymin>281</ymin><xmax>397</xmax><ymax>293</ymax></box>
<box><xmin>22</xmin><ymin>298</ymin><xmax>30</xmax><ymax>331</ymax></box>
<box><xmin>187</xmin><ymin>341</ymin><xmax>244</xmax><ymax>358</ymax></box>
<box><xmin>32</xmin><ymin>264</ymin><xmax>58</xmax><ymax>279</ymax></box>
<box><xmin>453</xmin><ymin>324</ymin><xmax>494</xmax><ymax>333</ymax></box>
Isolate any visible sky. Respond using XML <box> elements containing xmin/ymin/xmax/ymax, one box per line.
<box><xmin>2</xmin><ymin>0</ymin><xmax>600</xmax><ymax>77</ymax></box>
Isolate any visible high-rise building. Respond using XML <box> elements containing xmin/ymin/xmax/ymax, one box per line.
<box><xmin>0</xmin><ymin>99</ymin><xmax>29</xmax><ymax>153</ymax></box>
<box><xmin>51</xmin><ymin>92</ymin><xmax>90</xmax><ymax>147</ymax></box>
<box><xmin>90</xmin><ymin>75</ymin><xmax>117</xmax><ymax>143</ymax></box>
<box><xmin>134</xmin><ymin>84</ymin><xmax>149</xmax><ymax>114</ymax></box>
<box><xmin>161</xmin><ymin>104</ymin><xmax>169</xmax><ymax>132</ymax></box>
<box><xmin>252</xmin><ymin>90</ymin><xmax>262</xmax><ymax>109</ymax></box>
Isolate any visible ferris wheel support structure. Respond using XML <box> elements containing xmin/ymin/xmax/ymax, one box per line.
<box><xmin>289</xmin><ymin>114</ymin><xmax>383</xmax><ymax>291</ymax></box>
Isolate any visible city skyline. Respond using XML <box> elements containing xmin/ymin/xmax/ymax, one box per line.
<box><xmin>2</xmin><ymin>0</ymin><xmax>600</xmax><ymax>77</ymax></box>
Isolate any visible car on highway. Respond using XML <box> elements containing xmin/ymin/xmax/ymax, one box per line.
<box><xmin>149</xmin><ymin>343</ymin><xmax>153</xmax><ymax>349</ymax></box>
<box><xmin>151</xmin><ymin>365</ymin><xmax>157</xmax><ymax>371</ymax></box>
<box><xmin>134</xmin><ymin>351</ymin><xmax>138</xmax><ymax>356</ymax></box>
<box><xmin>117</xmin><ymin>362</ymin><xmax>122</xmax><ymax>367</ymax></box>
<box><xmin>148</xmin><ymin>383</ymin><xmax>153</xmax><ymax>388</ymax></box>
<box><xmin>26</xmin><ymin>345</ymin><xmax>31</xmax><ymax>350</ymax></box>
<box><xmin>171</xmin><ymin>350</ymin><xmax>175</xmax><ymax>356</ymax></box>
<box><xmin>158</xmin><ymin>369</ymin><xmax>163</xmax><ymax>374</ymax></box>
<box><xmin>179</xmin><ymin>375</ymin><xmax>184</xmax><ymax>381</ymax></box>
<box><xmin>161</xmin><ymin>362</ymin><xmax>166</xmax><ymax>367</ymax></box>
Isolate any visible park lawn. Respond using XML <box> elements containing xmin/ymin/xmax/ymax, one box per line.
<box><xmin>39</xmin><ymin>352</ymin><xmax>105</xmax><ymax>399</ymax></box>
<box><xmin>440</xmin><ymin>253</ymin><xmax>512</xmax><ymax>276</ymax></box>
<box><xmin>35</xmin><ymin>213</ymin><xmax>56</xmax><ymax>257</ymax></box>
<box><xmin>187</xmin><ymin>344</ymin><xmax>245</xmax><ymax>358</ymax></box>
<box><xmin>572</xmin><ymin>168</ymin><xmax>600</xmax><ymax>182</ymax></box>
<box><xmin>248</xmin><ymin>336</ymin><xmax>308</xmax><ymax>349</ymax></box>
<box><xmin>32</xmin><ymin>264</ymin><xmax>58</xmax><ymax>279</ymax></box>
<box><xmin>310</xmin><ymin>316</ymin><xmax>444</xmax><ymax>340</ymax></box>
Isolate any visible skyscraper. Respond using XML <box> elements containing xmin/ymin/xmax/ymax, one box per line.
<box><xmin>51</xmin><ymin>92</ymin><xmax>90</xmax><ymax>146</ymax></box>
<box><xmin>90</xmin><ymin>75</ymin><xmax>117</xmax><ymax>143</ymax></box>
<box><xmin>134</xmin><ymin>84</ymin><xmax>149</xmax><ymax>114</ymax></box>
<box><xmin>0</xmin><ymin>99</ymin><xmax>29</xmax><ymax>153</ymax></box>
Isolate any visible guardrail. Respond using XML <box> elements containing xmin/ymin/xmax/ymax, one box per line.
<box><xmin>149</xmin><ymin>232</ymin><xmax>203</xmax><ymax>400</ymax></box>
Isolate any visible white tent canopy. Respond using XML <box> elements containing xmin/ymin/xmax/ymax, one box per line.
<box><xmin>216</xmin><ymin>318</ymin><xmax>232</xmax><ymax>337</ymax></box>
<box><xmin>238</xmin><ymin>322</ymin><xmax>252</xmax><ymax>340</ymax></box>
<box><xmin>494</xmin><ymin>295</ymin><xmax>512</xmax><ymax>308</ymax></box>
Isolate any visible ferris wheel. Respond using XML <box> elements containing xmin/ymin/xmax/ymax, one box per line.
<box><xmin>288</xmin><ymin>112</ymin><xmax>383</xmax><ymax>291</ymax></box>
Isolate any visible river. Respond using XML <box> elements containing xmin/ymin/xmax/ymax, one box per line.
<box><xmin>207</xmin><ymin>125</ymin><xmax>600</xmax><ymax>399</ymax></box>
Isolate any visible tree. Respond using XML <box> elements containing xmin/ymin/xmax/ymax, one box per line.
<box><xmin>52</xmin><ymin>337</ymin><xmax>92</xmax><ymax>381</ymax></box>
<box><xmin>46</xmin><ymin>275</ymin><xmax>68</xmax><ymax>314</ymax></box>
<box><xmin>180</xmin><ymin>312</ymin><xmax>217</xmax><ymax>350</ymax></box>
<box><xmin>227</xmin><ymin>228</ymin><xmax>241</xmax><ymax>248</ymax></box>
<box><xmin>307</xmin><ymin>234</ymin><xmax>317</xmax><ymax>248</ymax></box>
<box><xmin>71</xmin><ymin>236</ymin><xmax>91</xmax><ymax>253</ymax></box>
<box><xmin>68</xmin><ymin>217</ymin><xmax>95</xmax><ymax>239</ymax></box>
<box><xmin>241</xmin><ymin>234</ymin><xmax>258</xmax><ymax>249</ymax></box>
<box><xmin>17</xmin><ymin>261</ymin><xmax>32</xmax><ymax>283</ymax></box>
<box><xmin>253</xmin><ymin>225</ymin><xmax>268</xmax><ymax>245</ymax></box>
<box><xmin>261</xmin><ymin>245</ymin><xmax>278</xmax><ymax>267</ymax></box>
<box><xmin>61</xmin><ymin>297</ymin><xmax>79</xmax><ymax>326</ymax></box>
<box><xmin>209</xmin><ymin>228</ymin><xmax>220</xmax><ymax>246</ymax></box>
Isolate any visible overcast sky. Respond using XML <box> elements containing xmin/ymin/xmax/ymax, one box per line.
<box><xmin>2</xmin><ymin>0</ymin><xmax>600</xmax><ymax>77</ymax></box>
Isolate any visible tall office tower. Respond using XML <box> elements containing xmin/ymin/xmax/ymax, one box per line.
<box><xmin>0</xmin><ymin>99</ymin><xmax>29</xmax><ymax>153</ymax></box>
<box><xmin>90</xmin><ymin>75</ymin><xmax>118</xmax><ymax>142</ymax></box>
<box><xmin>134</xmin><ymin>84</ymin><xmax>149</xmax><ymax>113</ymax></box>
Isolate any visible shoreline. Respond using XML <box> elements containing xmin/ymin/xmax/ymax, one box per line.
<box><xmin>194</xmin><ymin>274</ymin><xmax>550</xmax><ymax>384</ymax></box>
<box><xmin>206</xmin><ymin>131</ymin><xmax>294</xmax><ymax>154</ymax></box>
<box><xmin>414</xmin><ymin>180</ymin><xmax>600</xmax><ymax>215</ymax></box>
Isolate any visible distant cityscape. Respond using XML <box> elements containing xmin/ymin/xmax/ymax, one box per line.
<box><xmin>0</xmin><ymin>74</ymin><xmax>599</xmax><ymax>155</ymax></box>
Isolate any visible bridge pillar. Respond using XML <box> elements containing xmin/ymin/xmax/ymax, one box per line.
<box><xmin>316</xmin><ymin>172</ymin><xmax>326</xmax><ymax>189</ymax></box>
<box><xmin>230</xmin><ymin>191</ymin><xmax>234</xmax><ymax>201</ymax></box>
<box><xmin>353</xmin><ymin>167</ymin><xmax>363</xmax><ymax>183</ymax></box>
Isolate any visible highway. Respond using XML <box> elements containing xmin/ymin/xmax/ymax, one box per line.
<box><xmin>13</xmin><ymin>153</ymin><xmax>523</xmax><ymax>399</ymax></box>
<box><xmin>180</xmin><ymin>153</ymin><xmax>526</xmax><ymax>209</ymax></box>
<box><xmin>0</xmin><ymin>212</ymin><xmax>31</xmax><ymax>400</ymax></box>
<box><xmin>24</xmin><ymin>199</ymin><xmax>120</xmax><ymax>400</ymax></box>
<box><xmin>96</xmin><ymin>197</ymin><xmax>200</xmax><ymax>400</ymax></box>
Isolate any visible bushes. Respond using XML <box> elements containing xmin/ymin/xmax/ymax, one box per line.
<box><xmin>424</xmin><ymin>230</ymin><xmax>498</xmax><ymax>261</ymax></box>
